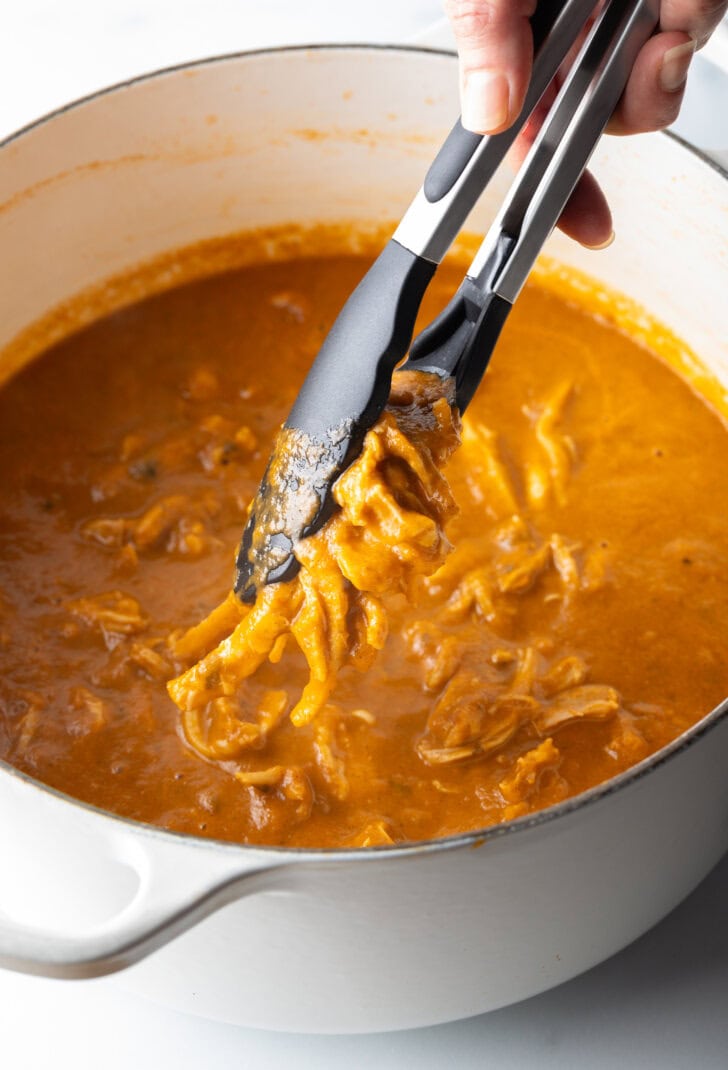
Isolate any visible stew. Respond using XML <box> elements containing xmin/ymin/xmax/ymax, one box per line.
<box><xmin>1</xmin><ymin>232</ymin><xmax>726</xmax><ymax>847</ymax></box>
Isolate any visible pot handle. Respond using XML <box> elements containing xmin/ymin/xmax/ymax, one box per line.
<box><xmin>0</xmin><ymin>765</ymin><xmax>291</xmax><ymax>979</ymax></box>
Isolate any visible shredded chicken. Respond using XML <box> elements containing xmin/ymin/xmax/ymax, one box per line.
<box><xmin>67</xmin><ymin>590</ymin><xmax>148</xmax><ymax>645</ymax></box>
<box><xmin>457</xmin><ymin>420</ymin><xmax>518</xmax><ymax>516</ymax></box>
<box><xmin>535</xmin><ymin>684</ymin><xmax>620</xmax><ymax>734</ymax></box>
<box><xmin>523</xmin><ymin>381</ymin><xmax>576</xmax><ymax>508</ymax></box>
<box><xmin>11</xmin><ymin>691</ymin><xmax>46</xmax><ymax>756</ymax></box>
<box><xmin>183</xmin><ymin>688</ymin><xmax>288</xmax><ymax>761</ymax></box>
<box><xmin>349</xmin><ymin>821</ymin><xmax>396</xmax><ymax>847</ymax></box>
<box><xmin>415</xmin><ymin>637</ymin><xmax>623</xmax><ymax>769</ymax></box>
<box><xmin>499</xmin><ymin>738</ymin><xmax>567</xmax><ymax>820</ymax></box>
<box><xmin>164</xmin><ymin>367</ymin><xmax>636</xmax><ymax>831</ymax></box>
<box><xmin>67</xmin><ymin>687</ymin><xmax>112</xmax><ymax>737</ymax></box>
<box><xmin>167</xmin><ymin>371</ymin><xmax>461</xmax><ymax>753</ymax></box>
<box><xmin>83</xmin><ymin>492</ymin><xmax>222</xmax><ymax>558</ymax></box>
<box><xmin>234</xmin><ymin>763</ymin><xmax>314</xmax><ymax>823</ymax></box>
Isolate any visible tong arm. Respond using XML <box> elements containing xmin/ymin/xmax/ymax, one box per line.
<box><xmin>406</xmin><ymin>0</ymin><xmax>659</xmax><ymax>411</ymax></box>
<box><xmin>393</xmin><ymin>0</ymin><xmax>599</xmax><ymax>264</ymax></box>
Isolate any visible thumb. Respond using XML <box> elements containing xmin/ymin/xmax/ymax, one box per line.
<box><xmin>446</xmin><ymin>0</ymin><xmax>536</xmax><ymax>134</ymax></box>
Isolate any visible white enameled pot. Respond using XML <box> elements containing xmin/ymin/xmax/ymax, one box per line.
<box><xmin>0</xmin><ymin>46</ymin><xmax>727</xmax><ymax>1035</ymax></box>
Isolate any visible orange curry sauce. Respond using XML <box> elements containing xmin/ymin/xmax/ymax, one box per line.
<box><xmin>1</xmin><ymin>236</ymin><xmax>727</xmax><ymax>847</ymax></box>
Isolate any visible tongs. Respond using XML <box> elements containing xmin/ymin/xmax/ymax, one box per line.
<box><xmin>235</xmin><ymin>0</ymin><xmax>659</xmax><ymax>602</ymax></box>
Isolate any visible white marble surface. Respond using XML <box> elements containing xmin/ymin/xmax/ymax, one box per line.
<box><xmin>1</xmin><ymin>2</ymin><xmax>727</xmax><ymax>1066</ymax></box>
<box><xmin>0</xmin><ymin>0</ymin><xmax>444</xmax><ymax>139</ymax></box>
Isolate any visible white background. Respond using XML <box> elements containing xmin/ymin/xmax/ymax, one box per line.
<box><xmin>1</xmin><ymin>3</ymin><xmax>727</xmax><ymax>1066</ymax></box>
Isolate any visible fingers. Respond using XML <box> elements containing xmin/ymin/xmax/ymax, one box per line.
<box><xmin>445</xmin><ymin>0</ymin><xmax>537</xmax><ymax>134</ymax></box>
<box><xmin>610</xmin><ymin>0</ymin><xmax>728</xmax><ymax>134</ymax></box>
<box><xmin>659</xmin><ymin>0</ymin><xmax>728</xmax><ymax>47</ymax></box>
<box><xmin>556</xmin><ymin>171</ymin><xmax>614</xmax><ymax>249</ymax></box>
<box><xmin>509</xmin><ymin>120</ymin><xmax>614</xmax><ymax>249</ymax></box>
<box><xmin>609</xmin><ymin>31</ymin><xmax>695</xmax><ymax>134</ymax></box>
<box><xmin>448</xmin><ymin>0</ymin><xmax>727</xmax><ymax>244</ymax></box>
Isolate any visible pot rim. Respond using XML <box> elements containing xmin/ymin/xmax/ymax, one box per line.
<box><xmin>1</xmin><ymin>42</ymin><xmax>727</xmax><ymax>864</ymax></box>
<box><xmin>2</xmin><ymin>39</ymin><xmax>727</xmax><ymax>184</ymax></box>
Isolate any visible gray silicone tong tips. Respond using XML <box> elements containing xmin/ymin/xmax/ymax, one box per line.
<box><xmin>235</xmin><ymin>0</ymin><xmax>658</xmax><ymax>603</ymax></box>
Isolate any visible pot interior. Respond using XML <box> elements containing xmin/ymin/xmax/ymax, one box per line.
<box><xmin>0</xmin><ymin>47</ymin><xmax>726</xmax><ymax>397</ymax></box>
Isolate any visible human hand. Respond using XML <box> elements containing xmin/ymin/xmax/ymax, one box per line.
<box><xmin>446</xmin><ymin>0</ymin><xmax>728</xmax><ymax>246</ymax></box>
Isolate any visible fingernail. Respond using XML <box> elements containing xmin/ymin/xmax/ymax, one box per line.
<box><xmin>461</xmin><ymin>70</ymin><xmax>510</xmax><ymax>133</ymax></box>
<box><xmin>660</xmin><ymin>39</ymin><xmax>696</xmax><ymax>93</ymax></box>
<box><xmin>585</xmin><ymin>231</ymin><xmax>616</xmax><ymax>251</ymax></box>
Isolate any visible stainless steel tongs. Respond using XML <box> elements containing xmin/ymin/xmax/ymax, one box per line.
<box><xmin>235</xmin><ymin>0</ymin><xmax>659</xmax><ymax>602</ymax></box>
